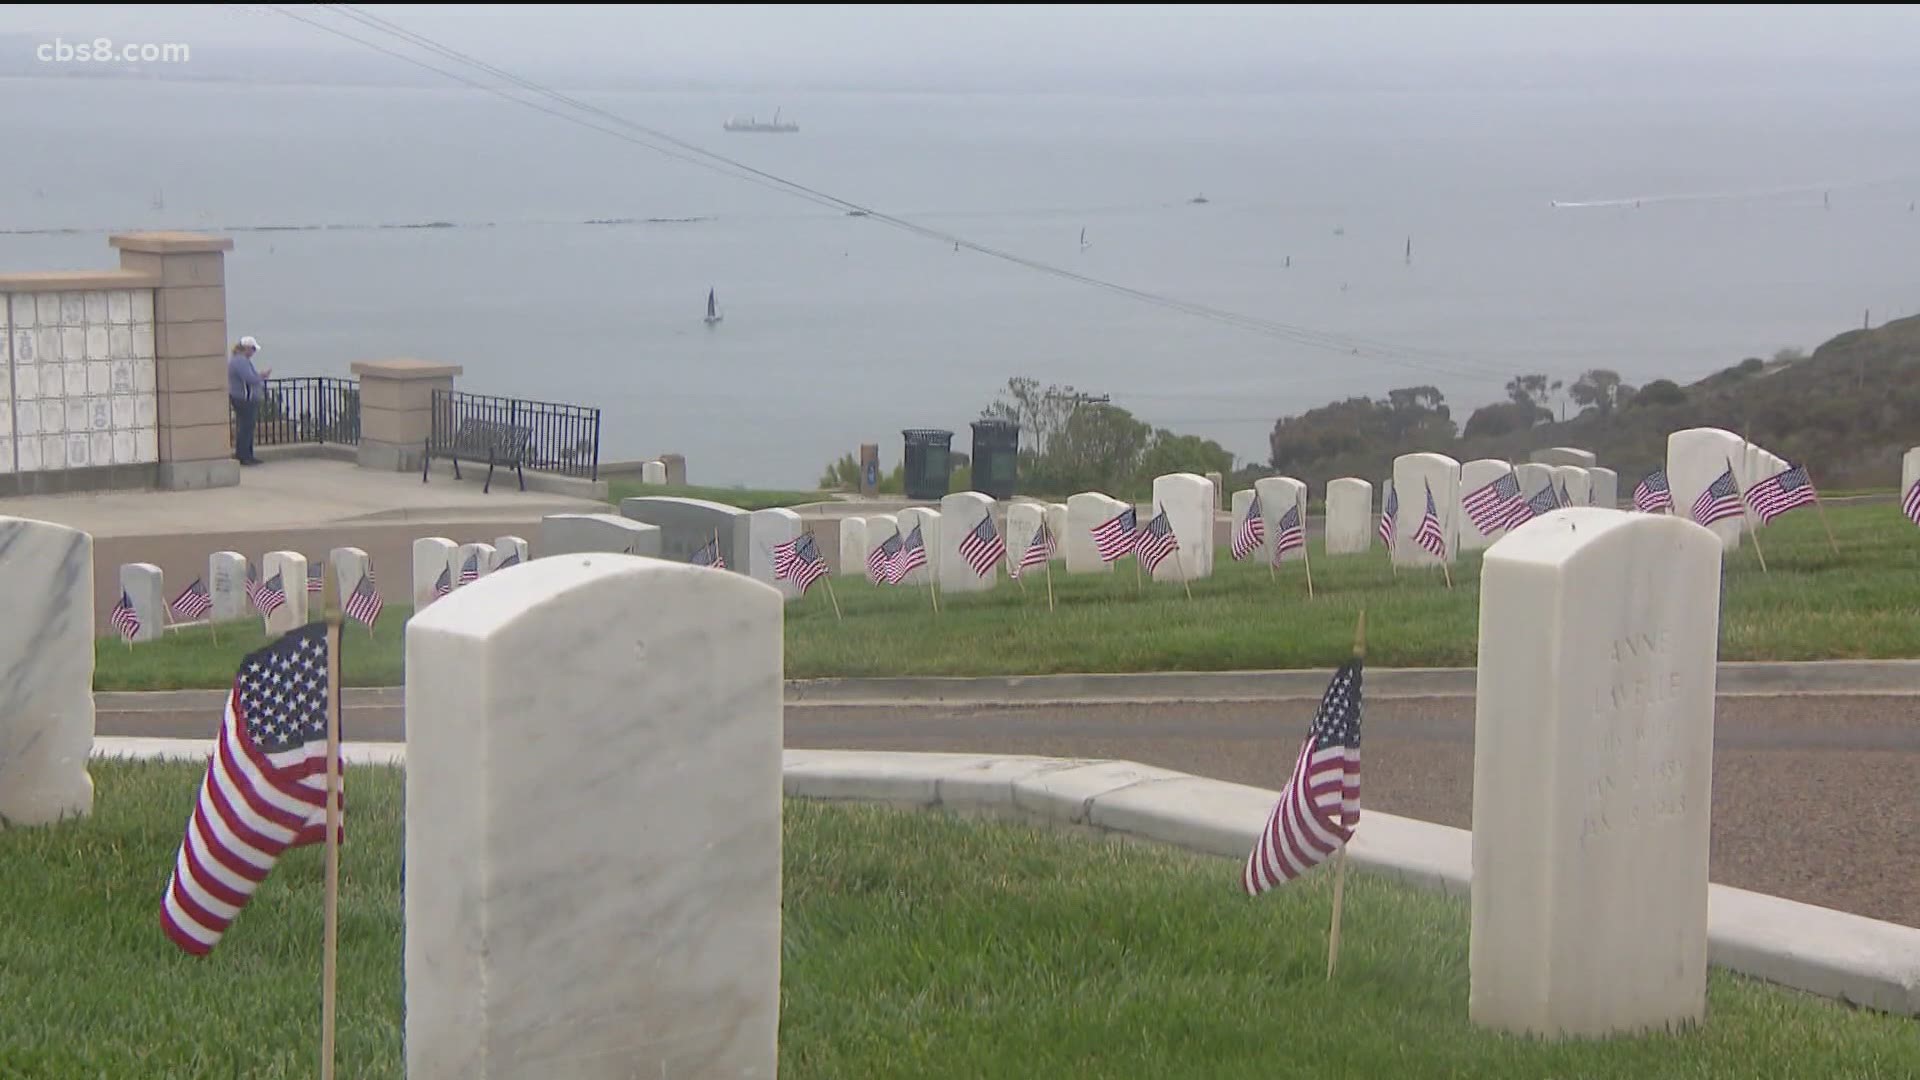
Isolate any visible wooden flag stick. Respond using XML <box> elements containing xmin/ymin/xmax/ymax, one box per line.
<box><xmin>1301</xmin><ymin>518</ymin><xmax>1316</xmax><ymax>601</ymax></box>
<box><xmin>1044</xmin><ymin>549</ymin><xmax>1055</xmax><ymax>613</ymax></box>
<box><xmin>1808</xmin><ymin>472</ymin><xmax>1841</xmax><ymax>555</ymax></box>
<box><xmin>806</xmin><ymin>531</ymin><xmax>843</xmax><ymax>621</ymax></box>
<box><xmin>1328</xmin><ymin>609</ymin><xmax>1366</xmax><ymax>980</ymax></box>
<box><xmin>929</xmin><ymin>578</ymin><xmax>940</xmax><ymax>614</ymax></box>
<box><xmin>320</xmin><ymin>562</ymin><xmax>344</xmax><ymax>1080</ymax></box>
<box><xmin>1725</xmin><ymin>454</ymin><xmax>1769</xmax><ymax>574</ymax></box>
<box><xmin>1441</xmin><ymin>559</ymin><xmax>1454</xmax><ymax>591</ymax></box>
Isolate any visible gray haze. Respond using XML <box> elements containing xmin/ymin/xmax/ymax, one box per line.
<box><xmin>9</xmin><ymin>5</ymin><xmax>1920</xmax><ymax>92</ymax></box>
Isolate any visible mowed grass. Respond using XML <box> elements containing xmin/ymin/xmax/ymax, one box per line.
<box><xmin>606</xmin><ymin>480</ymin><xmax>831</xmax><ymax>510</ymax></box>
<box><xmin>2</xmin><ymin>762</ymin><xmax>1914</xmax><ymax>1079</ymax></box>
<box><xmin>93</xmin><ymin>504</ymin><xmax>1920</xmax><ymax>688</ymax></box>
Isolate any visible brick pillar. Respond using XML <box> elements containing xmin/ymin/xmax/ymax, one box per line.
<box><xmin>353</xmin><ymin>358</ymin><xmax>463</xmax><ymax>472</ymax></box>
<box><xmin>109</xmin><ymin>232</ymin><xmax>238</xmax><ymax>490</ymax></box>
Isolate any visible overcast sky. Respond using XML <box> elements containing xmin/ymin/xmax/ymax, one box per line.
<box><xmin>9</xmin><ymin>5</ymin><xmax>1920</xmax><ymax>91</ymax></box>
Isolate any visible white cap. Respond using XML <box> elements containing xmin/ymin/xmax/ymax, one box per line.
<box><xmin>239</xmin><ymin>336</ymin><xmax>259</xmax><ymax>350</ymax></box>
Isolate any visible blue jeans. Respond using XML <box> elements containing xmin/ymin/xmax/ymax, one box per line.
<box><xmin>231</xmin><ymin>396</ymin><xmax>257</xmax><ymax>462</ymax></box>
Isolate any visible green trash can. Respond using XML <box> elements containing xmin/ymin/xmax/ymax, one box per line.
<box><xmin>901</xmin><ymin>429</ymin><xmax>954</xmax><ymax>501</ymax></box>
<box><xmin>969</xmin><ymin>419</ymin><xmax>1020</xmax><ymax>499</ymax></box>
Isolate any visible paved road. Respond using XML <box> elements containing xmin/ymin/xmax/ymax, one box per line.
<box><xmin>100</xmin><ymin>693</ymin><xmax>1920</xmax><ymax>928</ymax></box>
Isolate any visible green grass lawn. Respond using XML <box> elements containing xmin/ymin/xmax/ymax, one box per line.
<box><xmin>93</xmin><ymin>503</ymin><xmax>1920</xmax><ymax>689</ymax></box>
<box><xmin>0</xmin><ymin>762</ymin><xmax>1912</xmax><ymax>1078</ymax></box>
<box><xmin>606</xmin><ymin>480</ymin><xmax>832</xmax><ymax>510</ymax></box>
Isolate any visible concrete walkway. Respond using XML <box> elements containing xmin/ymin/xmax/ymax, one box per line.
<box><xmin>1</xmin><ymin>458</ymin><xmax>604</xmax><ymax>538</ymax></box>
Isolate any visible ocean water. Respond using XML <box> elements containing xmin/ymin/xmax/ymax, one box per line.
<box><xmin>4</xmin><ymin>76</ymin><xmax>1919</xmax><ymax>487</ymax></box>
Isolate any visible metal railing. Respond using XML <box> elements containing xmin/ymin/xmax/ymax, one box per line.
<box><xmin>242</xmin><ymin>377</ymin><xmax>362</xmax><ymax>447</ymax></box>
<box><xmin>429</xmin><ymin>388</ymin><xmax>601</xmax><ymax>480</ymax></box>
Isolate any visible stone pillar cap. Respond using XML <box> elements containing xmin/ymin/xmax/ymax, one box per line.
<box><xmin>108</xmin><ymin>231</ymin><xmax>235</xmax><ymax>254</ymax></box>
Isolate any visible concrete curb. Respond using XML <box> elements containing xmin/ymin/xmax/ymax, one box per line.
<box><xmin>88</xmin><ymin>738</ymin><xmax>1920</xmax><ymax>1017</ymax></box>
<box><xmin>94</xmin><ymin>659</ymin><xmax>1920</xmax><ymax>712</ymax></box>
<box><xmin>778</xmin><ymin>749</ymin><xmax>1920</xmax><ymax>1018</ymax></box>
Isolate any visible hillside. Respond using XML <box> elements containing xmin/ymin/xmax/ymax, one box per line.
<box><xmin>1261</xmin><ymin>315</ymin><xmax>1920</xmax><ymax>492</ymax></box>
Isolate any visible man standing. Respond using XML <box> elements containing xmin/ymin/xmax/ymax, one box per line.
<box><xmin>227</xmin><ymin>336</ymin><xmax>270</xmax><ymax>467</ymax></box>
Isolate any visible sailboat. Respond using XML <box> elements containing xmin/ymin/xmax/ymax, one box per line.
<box><xmin>704</xmin><ymin>288</ymin><xmax>723</xmax><ymax>326</ymax></box>
<box><xmin>1079</xmin><ymin>227</ymin><xmax>1090</xmax><ymax>251</ymax></box>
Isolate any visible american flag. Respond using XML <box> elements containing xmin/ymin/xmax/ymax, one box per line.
<box><xmin>1905</xmin><ymin>478</ymin><xmax>1920</xmax><ymax>528</ymax></box>
<box><xmin>1230</xmin><ymin>493</ymin><xmax>1266</xmax><ymax>561</ymax></box>
<box><xmin>958</xmin><ymin>515</ymin><xmax>1006</xmax><ymax>578</ymax></box>
<box><xmin>773</xmin><ymin>533</ymin><xmax>831</xmax><ymax>594</ymax></box>
<box><xmin>344</xmin><ymin>572</ymin><xmax>384</xmax><ymax>629</ymax></box>
<box><xmin>306</xmin><ymin>563</ymin><xmax>323</xmax><ymax>595</ymax></box>
<box><xmin>160</xmin><ymin>623</ymin><xmax>341</xmax><ymax>956</ymax></box>
<box><xmin>432</xmin><ymin>566</ymin><xmax>452</xmax><ymax>597</ymax></box>
<box><xmin>888</xmin><ymin>525</ymin><xmax>928</xmax><ymax>584</ymax></box>
<box><xmin>458</xmin><ymin>551</ymin><xmax>481</xmax><ymax>585</ymax></box>
<box><xmin>1013</xmin><ymin>521</ymin><xmax>1055</xmax><ymax>579</ymax></box>
<box><xmin>1414</xmin><ymin>482</ymin><xmax>1447</xmax><ymax>559</ymax></box>
<box><xmin>1243</xmin><ymin>657</ymin><xmax>1362</xmax><ymax>895</ymax></box>
<box><xmin>1524</xmin><ymin>483</ymin><xmax>1561</xmax><ymax>520</ymax></box>
<box><xmin>1745</xmin><ymin>464</ymin><xmax>1817</xmax><ymax>525</ymax></box>
<box><xmin>1690</xmin><ymin>465</ymin><xmax>1744</xmax><ymax>526</ymax></box>
<box><xmin>1091</xmin><ymin>507</ymin><xmax>1138</xmax><ymax>563</ymax></box>
<box><xmin>690</xmin><ymin>537</ymin><xmax>725</xmax><ymax>569</ymax></box>
<box><xmin>1462</xmin><ymin>472</ymin><xmax>1526</xmax><ymax>535</ymax></box>
<box><xmin>170</xmin><ymin>578</ymin><xmax>212</xmax><ymax>623</ymax></box>
<box><xmin>1134</xmin><ymin>509</ymin><xmax>1179</xmax><ymax>574</ymax></box>
<box><xmin>1272</xmin><ymin>503</ymin><xmax>1305</xmax><ymax>563</ymax></box>
<box><xmin>495</xmin><ymin>549</ymin><xmax>521</xmax><ymax>570</ymax></box>
<box><xmin>1378</xmin><ymin>485</ymin><xmax>1397</xmax><ymax>547</ymax></box>
<box><xmin>111</xmin><ymin>591</ymin><xmax>141</xmax><ymax>642</ymax></box>
<box><xmin>1634</xmin><ymin>469</ymin><xmax>1674</xmax><ymax>514</ymax></box>
<box><xmin>867</xmin><ymin>531</ymin><xmax>901</xmax><ymax>584</ymax></box>
<box><xmin>251</xmin><ymin>572</ymin><xmax>287</xmax><ymax>619</ymax></box>
<box><xmin>1557</xmin><ymin>481</ymin><xmax>1574</xmax><ymax>509</ymax></box>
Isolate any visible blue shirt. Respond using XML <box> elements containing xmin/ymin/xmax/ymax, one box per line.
<box><xmin>228</xmin><ymin>350</ymin><xmax>264</xmax><ymax>401</ymax></box>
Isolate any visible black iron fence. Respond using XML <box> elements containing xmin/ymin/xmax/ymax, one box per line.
<box><xmin>241</xmin><ymin>377</ymin><xmax>362</xmax><ymax>447</ymax></box>
<box><xmin>429</xmin><ymin>388</ymin><xmax>601</xmax><ymax>480</ymax></box>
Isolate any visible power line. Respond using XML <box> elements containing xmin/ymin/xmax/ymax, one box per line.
<box><xmin>275</xmin><ymin>3</ymin><xmax>1519</xmax><ymax>383</ymax></box>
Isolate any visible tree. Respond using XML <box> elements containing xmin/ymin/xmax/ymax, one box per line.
<box><xmin>1633</xmin><ymin>379</ymin><xmax>1686</xmax><ymax>407</ymax></box>
<box><xmin>1136</xmin><ymin>430</ymin><xmax>1233</xmax><ymax>484</ymax></box>
<box><xmin>980</xmin><ymin>376</ymin><xmax>1087</xmax><ymax>458</ymax></box>
<box><xmin>1570</xmin><ymin>369</ymin><xmax>1626</xmax><ymax>417</ymax></box>
<box><xmin>818</xmin><ymin>452</ymin><xmax>861</xmax><ymax>490</ymax></box>
<box><xmin>1045</xmin><ymin>403</ymin><xmax>1151</xmax><ymax>494</ymax></box>
<box><xmin>1463</xmin><ymin>400</ymin><xmax>1540</xmax><ymax>438</ymax></box>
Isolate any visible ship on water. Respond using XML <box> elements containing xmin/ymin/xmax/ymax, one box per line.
<box><xmin>723</xmin><ymin>107</ymin><xmax>799</xmax><ymax>133</ymax></box>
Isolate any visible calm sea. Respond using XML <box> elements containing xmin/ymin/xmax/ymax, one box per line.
<box><xmin>4</xmin><ymin>76</ymin><xmax>1919</xmax><ymax>486</ymax></box>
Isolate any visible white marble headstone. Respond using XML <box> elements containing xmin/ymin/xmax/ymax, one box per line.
<box><xmin>1391</xmin><ymin>452</ymin><xmax>1461</xmax><ymax>566</ymax></box>
<box><xmin>118</xmin><ymin>562</ymin><xmax>164</xmax><ymax>642</ymax></box>
<box><xmin>260</xmin><ymin>551</ymin><xmax>309</xmax><ymax>636</ymax></box>
<box><xmin>1531</xmin><ymin>446</ymin><xmax>1597</xmax><ymax>468</ymax></box>
<box><xmin>1589</xmin><ymin>467</ymin><xmax>1619</xmax><ymax>510</ymax></box>
<box><xmin>330</xmin><ymin>547</ymin><xmax>372</xmax><ymax>608</ymax></box>
<box><xmin>208</xmin><ymin>550</ymin><xmax>250</xmax><ymax>624</ymax></box>
<box><xmin>0</xmin><ymin>517</ymin><xmax>95</xmax><ymax>826</ymax></box>
<box><xmin>1063</xmin><ymin>493</ymin><xmax>1125</xmax><ymax>574</ymax></box>
<box><xmin>1514</xmin><ymin>462</ymin><xmax>1555</xmax><ymax>502</ymax></box>
<box><xmin>1043</xmin><ymin>503</ymin><xmax>1068</xmax><ymax>560</ymax></box>
<box><xmin>491</xmin><ymin>536</ymin><xmax>529</xmax><ymax>570</ymax></box>
<box><xmin>1204</xmin><ymin>471</ymin><xmax>1224</xmax><ymax>510</ymax></box>
<box><xmin>1472</xmin><ymin>508</ymin><xmax>1719</xmax><ymax>1039</ymax></box>
<box><xmin>1666</xmin><ymin>427</ymin><xmax>1747</xmax><ymax>550</ymax></box>
<box><xmin>1229</xmin><ymin>489</ymin><xmax>1269</xmax><ymax>564</ymax></box>
<box><xmin>641</xmin><ymin>459</ymin><xmax>667</xmax><ymax>486</ymax></box>
<box><xmin>1550</xmin><ymin>465</ymin><xmax>1592</xmax><ymax>508</ymax></box>
<box><xmin>454</xmin><ymin>544</ymin><xmax>497</xmax><ymax>593</ymax></box>
<box><xmin>1458</xmin><ymin>459</ymin><xmax>1519</xmax><ymax>551</ymax></box>
<box><xmin>861</xmin><ymin>513</ymin><xmax>899</xmax><ymax>581</ymax></box>
<box><xmin>1324</xmin><ymin>477</ymin><xmax>1373</xmax><ymax>555</ymax></box>
<box><xmin>1004</xmin><ymin>502</ymin><xmax>1046</xmax><ymax>576</ymax></box>
<box><xmin>1253</xmin><ymin>476</ymin><xmax>1307</xmax><ymax>563</ymax></box>
<box><xmin>836</xmin><ymin>518</ymin><xmax>869</xmax><ymax>577</ymax></box>
<box><xmin>893</xmin><ymin>507</ymin><xmax>940</xmax><ymax>586</ymax></box>
<box><xmin>936</xmin><ymin>491</ymin><xmax>1000</xmax><ymax>592</ymax></box>
<box><xmin>405</xmin><ymin>554</ymin><xmax>782</xmax><ymax>1078</ymax></box>
<box><xmin>413</xmin><ymin>537</ymin><xmax>458</xmax><ymax>608</ymax></box>
<box><xmin>539</xmin><ymin>513</ymin><xmax>661</xmax><ymax>558</ymax></box>
<box><xmin>1903</xmin><ymin>447</ymin><xmax>1920</xmax><ymax>505</ymax></box>
<box><xmin>746</xmin><ymin>507</ymin><xmax>803</xmax><ymax>600</ymax></box>
<box><xmin>1150</xmin><ymin>473</ymin><xmax>1215</xmax><ymax>582</ymax></box>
